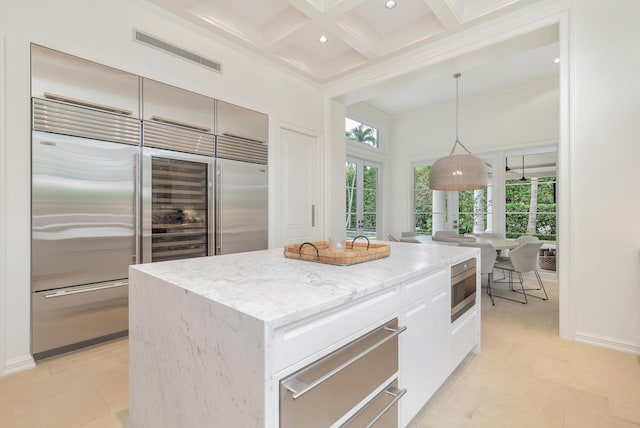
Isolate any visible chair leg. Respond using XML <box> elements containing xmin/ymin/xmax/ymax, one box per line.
<box><xmin>512</xmin><ymin>269</ymin><xmax>549</xmax><ymax>301</ymax></box>
<box><xmin>491</xmin><ymin>269</ymin><xmax>527</xmax><ymax>304</ymax></box>
<box><xmin>534</xmin><ymin>270</ymin><xmax>549</xmax><ymax>300</ymax></box>
<box><xmin>486</xmin><ymin>272</ymin><xmax>495</xmax><ymax>306</ymax></box>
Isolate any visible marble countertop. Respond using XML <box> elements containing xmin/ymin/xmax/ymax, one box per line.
<box><xmin>130</xmin><ymin>241</ymin><xmax>478</xmax><ymax>329</ymax></box>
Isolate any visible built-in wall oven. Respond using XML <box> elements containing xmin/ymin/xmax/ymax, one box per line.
<box><xmin>451</xmin><ymin>258</ymin><xmax>477</xmax><ymax>322</ymax></box>
<box><xmin>280</xmin><ymin>318</ymin><xmax>406</xmax><ymax>428</ymax></box>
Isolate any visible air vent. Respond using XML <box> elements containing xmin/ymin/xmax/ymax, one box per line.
<box><xmin>143</xmin><ymin>120</ymin><xmax>215</xmax><ymax>156</ymax></box>
<box><xmin>216</xmin><ymin>135</ymin><xmax>268</xmax><ymax>165</ymax></box>
<box><xmin>134</xmin><ymin>29</ymin><xmax>222</xmax><ymax>73</ymax></box>
<box><xmin>33</xmin><ymin>98</ymin><xmax>141</xmax><ymax>146</ymax></box>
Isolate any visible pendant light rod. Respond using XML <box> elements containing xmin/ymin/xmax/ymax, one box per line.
<box><xmin>449</xmin><ymin>72</ymin><xmax>467</xmax><ymax>155</ymax></box>
<box><xmin>428</xmin><ymin>72</ymin><xmax>489</xmax><ymax>191</ymax></box>
<box><xmin>454</xmin><ymin>72</ymin><xmax>460</xmax><ymax>144</ymax></box>
<box><xmin>448</xmin><ymin>73</ymin><xmax>482</xmax><ymax>158</ymax></box>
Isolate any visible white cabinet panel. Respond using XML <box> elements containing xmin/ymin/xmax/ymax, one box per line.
<box><xmin>401</xmin><ymin>268</ymin><xmax>448</xmax><ymax>307</ymax></box>
<box><xmin>399</xmin><ymin>285</ymin><xmax>449</xmax><ymax>427</ymax></box>
<box><xmin>449</xmin><ymin>307</ymin><xmax>478</xmax><ymax>373</ymax></box>
<box><xmin>271</xmin><ymin>287</ymin><xmax>401</xmax><ymax>375</ymax></box>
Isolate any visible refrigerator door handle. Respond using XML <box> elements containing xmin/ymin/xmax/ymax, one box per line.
<box><xmin>311</xmin><ymin>204</ymin><xmax>315</xmax><ymax>227</ymax></box>
<box><xmin>216</xmin><ymin>162</ymin><xmax>222</xmax><ymax>254</ymax></box>
<box><xmin>134</xmin><ymin>151</ymin><xmax>140</xmax><ymax>264</ymax></box>
<box><xmin>43</xmin><ymin>281</ymin><xmax>128</xmax><ymax>299</ymax></box>
<box><xmin>209</xmin><ymin>163</ymin><xmax>215</xmax><ymax>257</ymax></box>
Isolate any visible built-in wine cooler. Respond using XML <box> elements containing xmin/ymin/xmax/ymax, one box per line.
<box><xmin>150</xmin><ymin>157</ymin><xmax>210</xmax><ymax>262</ymax></box>
<box><xmin>141</xmin><ymin>118</ymin><xmax>216</xmax><ymax>264</ymax></box>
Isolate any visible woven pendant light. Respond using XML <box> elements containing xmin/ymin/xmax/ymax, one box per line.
<box><xmin>429</xmin><ymin>73</ymin><xmax>488</xmax><ymax>191</ymax></box>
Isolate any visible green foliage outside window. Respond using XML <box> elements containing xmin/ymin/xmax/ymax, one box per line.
<box><xmin>346</xmin><ymin>162</ymin><xmax>378</xmax><ymax>234</ymax></box>
<box><xmin>458</xmin><ymin>191</ymin><xmax>487</xmax><ymax>235</ymax></box>
<box><xmin>345</xmin><ymin>123</ymin><xmax>378</xmax><ymax>148</ymax></box>
<box><xmin>413</xmin><ymin>166</ymin><xmax>556</xmax><ymax>241</ymax></box>
<box><xmin>414</xmin><ymin>166</ymin><xmax>433</xmax><ymax>235</ymax></box>
<box><xmin>505</xmin><ymin>177</ymin><xmax>556</xmax><ymax>240</ymax></box>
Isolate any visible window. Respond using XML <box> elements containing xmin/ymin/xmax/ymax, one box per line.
<box><xmin>345</xmin><ymin>118</ymin><xmax>378</xmax><ymax>148</ymax></box>
<box><xmin>458</xmin><ymin>190</ymin><xmax>487</xmax><ymax>235</ymax></box>
<box><xmin>413</xmin><ymin>165</ymin><xmax>436</xmax><ymax>235</ymax></box>
<box><xmin>346</xmin><ymin>159</ymin><xmax>380</xmax><ymax>239</ymax></box>
<box><xmin>413</xmin><ymin>165</ymin><xmax>490</xmax><ymax>235</ymax></box>
<box><xmin>505</xmin><ymin>176</ymin><xmax>556</xmax><ymax>241</ymax></box>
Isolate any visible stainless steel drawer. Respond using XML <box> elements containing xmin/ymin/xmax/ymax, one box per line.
<box><xmin>32</xmin><ymin>280</ymin><xmax>128</xmax><ymax>359</ymax></box>
<box><xmin>342</xmin><ymin>380</ymin><xmax>406</xmax><ymax>428</ymax></box>
<box><xmin>280</xmin><ymin>319</ymin><xmax>405</xmax><ymax>428</ymax></box>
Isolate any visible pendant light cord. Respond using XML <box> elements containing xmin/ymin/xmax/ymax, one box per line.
<box><xmin>447</xmin><ymin>72</ymin><xmax>492</xmax><ymax>168</ymax></box>
<box><xmin>455</xmin><ymin>72</ymin><xmax>460</xmax><ymax>143</ymax></box>
<box><xmin>449</xmin><ymin>72</ymin><xmax>474</xmax><ymax>155</ymax></box>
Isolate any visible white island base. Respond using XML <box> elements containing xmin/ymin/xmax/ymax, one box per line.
<box><xmin>129</xmin><ymin>243</ymin><xmax>481</xmax><ymax>427</ymax></box>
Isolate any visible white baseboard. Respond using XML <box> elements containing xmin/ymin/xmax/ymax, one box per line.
<box><xmin>2</xmin><ymin>354</ymin><xmax>36</xmax><ymax>377</ymax></box>
<box><xmin>574</xmin><ymin>331</ymin><xmax>640</xmax><ymax>355</ymax></box>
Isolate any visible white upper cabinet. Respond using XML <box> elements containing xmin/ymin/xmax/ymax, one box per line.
<box><xmin>142</xmin><ymin>78</ymin><xmax>215</xmax><ymax>132</ymax></box>
<box><xmin>31</xmin><ymin>44</ymin><xmax>140</xmax><ymax>118</ymax></box>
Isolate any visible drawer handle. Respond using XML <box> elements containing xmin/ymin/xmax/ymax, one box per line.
<box><xmin>44</xmin><ymin>92</ymin><xmax>133</xmax><ymax>116</ymax></box>
<box><xmin>283</xmin><ymin>324</ymin><xmax>407</xmax><ymax>400</ymax></box>
<box><xmin>343</xmin><ymin>386</ymin><xmax>407</xmax><ymax>428</ymax></box>
<box><xmin>43</xmin><ymin>281</ymin><xmax>128</xmax><ymax>298</ymax></box>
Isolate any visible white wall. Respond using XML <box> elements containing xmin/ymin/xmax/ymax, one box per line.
<box><xmin>567</xmin><ymin>0</ymin><xmax>640</xmax><ymax>352</ymax></box>
<box><xmin>388</xmin><ymin>77</ymin><xmax>559</xmax><ymax>236</ymax></box>
<box><xmin>0</xmin><ymin>0</ymin><xmax>325</xmax><ymax>375</ymax></box>
<box><xmin>325</xmin><ymin>98</ymin><xmax>347</xmax><ymax>238</ymax></box>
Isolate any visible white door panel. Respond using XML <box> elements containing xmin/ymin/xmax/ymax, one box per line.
<box><xmin>280</xmin><ymin>128</ymin><xmax>321</xmax><ymax>245</ymax></box>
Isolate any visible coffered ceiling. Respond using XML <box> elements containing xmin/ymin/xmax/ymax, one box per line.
<box><xmin>145</xmin><ymin>0</ymin><xmax>550</xmax><ymax>81</ymax></box>
<box><xmin>143</xmin><ymin>0</ymin><xmax>559</xmax><ymax>115</ymax></box>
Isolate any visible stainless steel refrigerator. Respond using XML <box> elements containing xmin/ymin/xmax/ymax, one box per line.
<box><xmin>216</xmin><ymin>156</ymin><xmax>268</xmax><ymax>255</ymax></box>
<box><xmin>31</xmin><ymin>98</ymin><xmax>139</xmax><ymax>359</ymax></box>
<box><xmin>215</xmin><ymin>103</ymin><xmax>269</xmax><ymax>255</ymax></box>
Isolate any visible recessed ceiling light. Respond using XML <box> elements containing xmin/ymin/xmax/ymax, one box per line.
<box><xmin>319</xmin><ymin>35</ymin><xmax>328</xmax><ymax>43</ymax></box>
<box><xmin>553</xmin><ymin>57</ymin><xmax>560</xmax><ymax>64</ymax></box>
<box><xmin>385</xmin><ymin>1</ymin><xmax>397</xmax><ymax>9</ymax></box>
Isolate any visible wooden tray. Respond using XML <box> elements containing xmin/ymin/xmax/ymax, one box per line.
<box><xmin>284</xmin><ymin>237</ymin><xmax>390</xmax><ymax>266</ymax></box>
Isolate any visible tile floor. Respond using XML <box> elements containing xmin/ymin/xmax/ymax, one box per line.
<box><xmin>1</xmin><ymin>274</ymin><xmax>639</xmax><ymax>427</ymax></box>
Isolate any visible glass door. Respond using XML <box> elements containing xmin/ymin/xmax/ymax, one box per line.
<box><xmin>345</xmin><ymin>158</ymin><xmax>379</xmax><ymax>240</ymax></box>
<box><xmin>150</xmin><ymin>156</ymin><xmax>210</xmax><ymax>262</ymax></box>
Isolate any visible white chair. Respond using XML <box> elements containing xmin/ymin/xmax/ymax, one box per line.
<box><xmin>458</xmin><ymin>241</ymin><xmax>498</xmax><ymax>306</ymax></box>
<box><xmin>498</xmin><ymin>235</ymin><xmax>539</xmax><ymax>262</ymax></box>
<box><xmin>387</xmin><ymin>234</ymin><xmax>399</xmax><ymax>242</ymax></box>
<box><xmin>493</xmin><ymin>241</ymin><xmax>546</xmax><ymax>304</ymax></box>
<box><xmin>401</xmin><ymin>231</ymin><xmax>417</xmax><ymax>238</ymax></box>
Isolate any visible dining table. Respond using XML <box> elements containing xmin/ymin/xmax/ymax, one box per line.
<box><xmin>408</xmin><ymin>235</ymin><xmax>520</xmax><ymax>250</ymax></box>
<box><xmin>473</xmin><ymin>237</ymin><xmax>520</xmax><ymax>250</ymax></box>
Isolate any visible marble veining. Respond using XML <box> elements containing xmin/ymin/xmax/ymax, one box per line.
<box><xmin>131</xmin><ymin>242</ymin><xmax>477</xmax><ymax>329</ymax></box>
<box><xmin>129</xmin><ymin>241</ymin><xmax>479</xmax><ymax>427</ymax></box>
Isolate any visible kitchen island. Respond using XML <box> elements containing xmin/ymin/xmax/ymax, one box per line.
<box><xmin>129</xmin><ymin>242</ymin><xmax>480</xmax><ymax>428</ymax></box>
